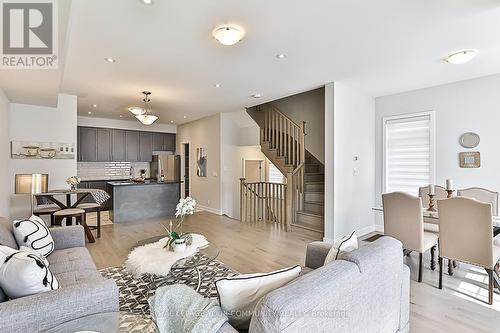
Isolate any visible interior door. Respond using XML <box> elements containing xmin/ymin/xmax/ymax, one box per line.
<box><xmin>244</xmin><ymin>160</ymin><xmax>263</xmax><ymax>182</ymax></box>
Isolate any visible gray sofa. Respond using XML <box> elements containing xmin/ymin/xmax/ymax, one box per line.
<box><xmin>0</xmin><ymin>217</ymin><xmax>119</xmax><ymax>333</ymax></box>
<box><xmin>218</xmin><ymin>236</ymin><xmax>410</xmax><ymax>333</ymax></box>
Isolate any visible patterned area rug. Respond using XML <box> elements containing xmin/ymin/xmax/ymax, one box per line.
<box><xmin>100</xmin><ymin>260</ymin><xmax>238</xmax><ymax>332</ymax></box>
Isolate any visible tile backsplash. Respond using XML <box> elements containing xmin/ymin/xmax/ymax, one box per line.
<box><xmin>77</xmin><ymin>162</ymin><xmax>150</xmax><ymax>181</ymax></box>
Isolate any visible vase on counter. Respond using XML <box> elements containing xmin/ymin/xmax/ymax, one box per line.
<box><xmin>173</xmin><ymin>238</ymin><xmax>187</xmax><ymax>252</ymax></box>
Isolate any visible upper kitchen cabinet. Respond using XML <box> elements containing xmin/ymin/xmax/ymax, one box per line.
<box><xmin>78</xmin><ymin>127</ymin><xmax>97</xmax><ymax>162</ymax></box>
<box><xmin>125</xmin><ymin>131</ymin><xmax>140</xmax><ymax>162</ymax></box>
<box><xmin>139</xmin><ymin>132</ymin><xmax>153</xmax><ymax>162</ymax></box>
<box><xmin>111</xmin><ymin>129</ymin><xmax>126</xmax><ymax>161</ymax></box>
<box><xmin>152</xmin><ymin>133</ymin><xmax>176</xmax><ymax>151</ymax></box>
<box><xmin>96</xmin><ymin>128</ymin><xmax>112</xmax><ymax>161</ymax></box>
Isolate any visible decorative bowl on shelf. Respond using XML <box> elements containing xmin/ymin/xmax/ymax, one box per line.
<box><xmin>39</xmin><ymin>148</ymin><xmax>57</xmax><ymax>159</ymax></box>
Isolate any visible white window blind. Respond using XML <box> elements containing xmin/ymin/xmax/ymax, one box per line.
<box><xmin>268</xmin><ymin>163</ymin><xmax>284</xmax><ymax>184</ymax></box>
<box><xmin>384</xmin><ymin>113</ymin><xmax>434</xmax><ymax>196</ymax></box>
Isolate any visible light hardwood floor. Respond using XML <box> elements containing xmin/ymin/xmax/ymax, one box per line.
<box><xmin>86</xmin><ymin>212</ymin><xmax>500</xmax><ymax>333</ymax></box>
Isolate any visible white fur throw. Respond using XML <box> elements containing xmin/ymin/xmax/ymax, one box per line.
<box><xmin>125</xmin><ymin>234</ymin><xmax>209</xmax><ymax>277</ymax></box>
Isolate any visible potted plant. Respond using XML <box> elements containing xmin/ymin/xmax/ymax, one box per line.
<box><xmin>66</xmin><ymin>176</ymin><xmax>81</xmax><ymax>190</ymax></box>
<box><xmin>163</xmin><ymin>197</ymin><xmax>197</xmax><ymax>251</ymax></box>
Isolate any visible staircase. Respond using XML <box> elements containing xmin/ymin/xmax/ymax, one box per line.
<box><xmin>243</xmin><ymin>104</ymin><xmax>324</xmax><ymax>239</ymax></box>
<box><xmin>294</xmin><ymin>153</ymin><xmax>324</xmax><ymax>238</ymax></box>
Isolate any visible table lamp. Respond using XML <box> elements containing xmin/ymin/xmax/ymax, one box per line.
<box><xmin>15</xmin><ymin>174</ymin><xmax>48</xmax><ymax>214</ymax></box>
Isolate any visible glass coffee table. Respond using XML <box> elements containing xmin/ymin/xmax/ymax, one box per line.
<box><xmin>134</xmin><ymin>235</ymin><xmax>220</xmax><ymax>292</ymax></box>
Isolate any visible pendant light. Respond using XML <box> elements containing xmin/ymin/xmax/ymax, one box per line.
<box><xmin>134</xmin><ymin>91</ymin><xmax>158</xmax><ymax>125</ymax></box>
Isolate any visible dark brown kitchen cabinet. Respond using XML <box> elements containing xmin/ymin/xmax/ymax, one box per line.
<box><xmin>79</xmin><ymin>127</ymin><xmax>97</xmax><ymax>162</ymax></box>
<box><xmin>164</xmin><ymin>133</ymin><xmax>176</xmax><ymax>151</ymax></box>
<box><xmin>111</xmin><ymin>129</ymin><xmax>126</xmax><ymax>161</ymax></box>
<box><xmin>152</xmin><ymin>133</ymin><xmax>176</xmax><ymax>151</ymax></box>
<box><xmin>152</xmin><ymin>133</ymin><xmax>164</xmax><ymax>151</ymax></box>
<box><xmin>139</xmin><ymin>132</ymin><xmax>153</xmax><ymax>162</ymax></box>
<box><xmin>96</xmin><ymin>128</ymin><xmax>112</xmax><ymax>161</ymax></box>
<box><xmin>125</xmin><ymin>131</ymin><xmax>140</xmax><ymax>162</ymax></box>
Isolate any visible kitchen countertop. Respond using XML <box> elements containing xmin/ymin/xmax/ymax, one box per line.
<box><xmin>107</xmin><ymin>180</ymin><xmax>181</xmax><ymax>186</ymax></box>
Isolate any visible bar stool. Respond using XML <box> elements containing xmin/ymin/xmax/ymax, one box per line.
<box><xmin>33</xmin><ymin>204</ymin><xmax>61</xmax><ymax>226</ymax></box>
<box><xmin>76</xmin><ymin>203</ymin><xmax>102</xmax><ymax>238</ymax></box>
<box><xmin>53</xmin><ymin>208</ymin><xmax>95</xmax><ymax>243</ymax></box>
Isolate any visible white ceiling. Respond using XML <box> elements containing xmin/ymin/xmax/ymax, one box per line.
<box><xmin>2</xmin><ymin>0</ymin><xmax>500</xmax><ymax>124</ymax></box>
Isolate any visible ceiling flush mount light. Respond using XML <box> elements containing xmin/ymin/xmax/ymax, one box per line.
<box><xmin>212</xmin><ymin>24</ymin><xmax>245</xmax><ymax>46</ymax></box>
<box><xmin>128</xmin><ymin>106</ymin><xmax>145</xmax><ymax>116</ymax></box>
<box><xmin>104</xmin><ymin>57</ymin><xmax>116</xmax><ymax>63</ymax></box>
<box><xmin>276</xmin><ymin>53</ymin><xmax>287</xmax><ymax>59</ymax></box>
<box><xmin>140</xmin><ymin>0</ymin><xmax>153</xmax><ymax>4</ymax></box>
<box><xmin>251</xmin><ymin>93</ymin><xmax>262</xmax><ymax>99</ymax></box>
<box><xmin>444</xmin><ymin>50</ymin><xmax>478</xmax><ymax>64</ymax></box>
<box><xmin>134</xmin><ymin>91</ymin><xmax>159</xmax><ymax>125</ymax></box>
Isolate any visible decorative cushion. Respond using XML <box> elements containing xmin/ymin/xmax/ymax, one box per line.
<box><xmin>13</xmin><ymin>215</ymin><xmax>54</xmax><ymax>257</ymax></box>
<box><xmin>0</xmin><ymin>250</ymin><xmax>59</xmax><ymax>299</ymax></box>
<box><xmin>215</xmin><ymin>265</ymin><xmax>301</xmax><ymax>330</ymax></box>
<box><xmin>324</xmin><ymin>231</ymin><xmax>358</xmax><ymax>265</ymax></box>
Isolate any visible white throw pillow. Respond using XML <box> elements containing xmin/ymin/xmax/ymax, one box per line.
<box><xmin>0</xmin><ymin>250</ymin><xmax>59</xmax><ymax>299</ymax></box>
<box><xmin>324</xmin><ymin>231</ymin><xmax>358</xmax><ymax>265</ymax></box>
<box><xmin>13</xmin><ymin>215</ymin><xmax>54</xmax><ymax>257</ymax></box>
<box><xmin>216</xmin><ymin>265</ymin><xmax>301</xmax><ymax>330</ymax></box>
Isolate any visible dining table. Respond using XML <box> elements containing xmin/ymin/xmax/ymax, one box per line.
<box><xmin>34</xmin><ymin>188</ymin><xmax>110</xmax><ymax>242</ymax></box>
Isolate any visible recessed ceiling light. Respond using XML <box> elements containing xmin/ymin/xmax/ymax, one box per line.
<box><xmin>183</xmin><ymin>115</ymin><xmax>187</xmax><ymax>119</ymax></box>
<box><xmin>170</xmin><ymin>120</ymin><xmax>174</xmax><ymax>123</ymax></box>
<box><xmin>214</xmin><ymin>83</ymin><xmax>222</xmax><ymax>88</ymax></box>
<box><xmin>119</xmin><ymin>115</ymin><xmax>123</xmax><ymax>118</ymax></box>
<box><xmin>212</xmin><ymin>25</ymin><xmax>245</xmax><ymax>46</ymax></box>
<box><xmin>104</xmin><ymin>57</ymin><xmax>116</xmax><ymax>63</ymax></box>
<box><xmin>88</xmin><ymin>111</ymin><xmax>92</xmax><ymax>115</ymax></box>
<box><xmin>276</xmin><ymin>54</ymin><xmax>287</xmax><ymax>59</ymax></box>
<box><xmin>251</xmin><ymin>93</ymin><xmax>262</xmax><ymax>99</ymax></box>
<box><xmin>91</xmin><ymin>104</ymin><xmax>97</xmax><ymax>108</ymax></box>
<box><xmin>140</xmin><ymin>0</ymin><xmax>153</xmax><ymax>4</ymax></box>
<box><xmin>444</xmin><ymin>50</ymin><xmax>478</xmax><ymax>64</ymax></box>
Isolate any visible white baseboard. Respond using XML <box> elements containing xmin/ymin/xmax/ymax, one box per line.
<box><xmin>196</xmin><ymin>205</ymin><xmax>222</xmax><ymax>215</ymax></box>
<box><xmin>323</xmin><ymin>224</ymin><xmax>383</xmax><ymax>243</ymax></box>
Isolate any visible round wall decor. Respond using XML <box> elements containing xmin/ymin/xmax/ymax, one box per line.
<box><xmin>459</xmin><ymin>132</ymin><xmax>480</xmax><ymax>148</ymax></box>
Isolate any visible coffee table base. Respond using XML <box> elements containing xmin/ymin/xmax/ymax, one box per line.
<box><xmin>154</xmin><ymin>266</ymin><xmax>203</xmax><ymax>292</ymax></box>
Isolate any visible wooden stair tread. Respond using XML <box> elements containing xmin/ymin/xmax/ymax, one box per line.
<box><xmin>304</xmin><ymin>190</ymin><xmax>324</xmax><ymax>194</ymax></box>
<box><xmin>297</xmin><ymin>210</ymin><xmax>324</xmax><ymax>218</ymax></box>
<box><xmin>292</xmin><ymin>223</ymin><xmax>324</xmax><ymax>233</ymax></box>
<box><xmin>304</xmin><ymin>200</ymin><xmax>324</xmax><ymax>205</ymax></box>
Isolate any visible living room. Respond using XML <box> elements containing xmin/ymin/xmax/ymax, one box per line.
<box><xmin>1</xmin><ymin>0</ymin><xmax>500</xmax><ymax>332</ymax></box>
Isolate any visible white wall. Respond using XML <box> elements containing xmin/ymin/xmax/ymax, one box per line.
<box><xmin>176</xmin><ymin>113</ymin><xmax>221</xmax><ymax>213</ymax></box>
<box><xmin>77</xmin><ymin>116</ymin><xmax>176</xmax><ymax>133</ymax></box>
<box><xmin>324</xmin><ymin>82</ymin><xmax>375</xmax><ymax>242</ymax></box>
<box><xmin>220</xmin><ymin>112</ymin><xmax>268</xmax><ymax>219</ymax></box>
<box><xmin>0</xmin><ymin>89</ymin><xmax>10</xmax><ymax>218</ymax></box>
<box><xmin>375</xmin><ymin>74</ymin><xmax>500</xmax><ymax>226</ymax></box>
<box><xmin>10</xmin><ymin>94</ymin><xmax>78</xmax><ymax>218</ymax></box>
<box><xmin>270</xmin><ymin>88</ymin><xmax>325</xmax><ymax>163</ymax></box>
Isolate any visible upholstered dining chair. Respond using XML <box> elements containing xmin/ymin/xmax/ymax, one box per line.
<box><xmin>457</xmin><ymin>187</ymin><xmax>499</xmax><ymax>216</ymax></box>
<box><xmin>382</xmin><ymin>192</ymin><xmax>439</xmax><ymax>282</ymax></box>
<box><xmin>437</xmin><ymin>197</ymin><xmax>500</xmax><ymax>305</ymax></box>
<box><xmin>33</xmin><ymin>196</ymin><xmax>60</xmax><ymax>226</ymax></box>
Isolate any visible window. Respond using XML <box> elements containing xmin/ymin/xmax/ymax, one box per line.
<box><xmin>383</xmin><ymin>112</ymin><xmax>435</xmax><ymax>196</ymax></box>
<box><xmin>268</xmin><ymin>163</ymin><xmax>284</xmax><ymax>183</ymax></box>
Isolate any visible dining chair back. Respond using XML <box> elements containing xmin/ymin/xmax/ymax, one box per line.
<box><xmin>418</xmin><ymin>185</ymin><xmax>447</xmax><ymax>208</ymax></box>
<box><xmin>382</xmin><ymin>192</ymin><xmax>425</xmax><ymax>252</ymax></box>
<box><xmin>438</xmin><ymin>197</ymin><xmax>494</xmax><ymax>269</ymax></box>
<box><xmin>457</xmin><ymin>187</ymin><xmax>498</xmax><ymax>216</ymax></box>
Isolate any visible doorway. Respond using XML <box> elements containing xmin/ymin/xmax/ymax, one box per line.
<box><xmin>182</xmin><ymin>143</ymin><xmax>190</xmax><ymax>197</ymax></box>
<box><xmin>244</xmin><ymin>159</ymin><xmax>264</xmax><ymax>182</ymax></box>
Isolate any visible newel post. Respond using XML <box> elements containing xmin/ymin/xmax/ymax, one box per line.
<box><xmin>240</xmin><ymin>178</ymin><xmax>246</xmax><ymax>222</ymax></box>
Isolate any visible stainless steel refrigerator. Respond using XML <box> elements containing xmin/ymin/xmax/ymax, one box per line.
<box><xmin>151</xmin><ymin>154</ymin><xmax>180</xmax><ymax>181</ymax></box>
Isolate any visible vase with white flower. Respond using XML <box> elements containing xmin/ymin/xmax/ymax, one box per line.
<box><xmin>66</xmin><ymin>176</ymin><xmax>81</xmax><ymax>190</ymax></box>
<box><xmin>163</xmin><ymin>197</ymin><xmax>197</xmax><ymax>252</ymax></box>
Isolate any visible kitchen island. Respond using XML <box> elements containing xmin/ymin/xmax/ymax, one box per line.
<box><xmin>107</xmin><ymin>180</ymin><xmax>181</xmax><ymax>223</ymax></box>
